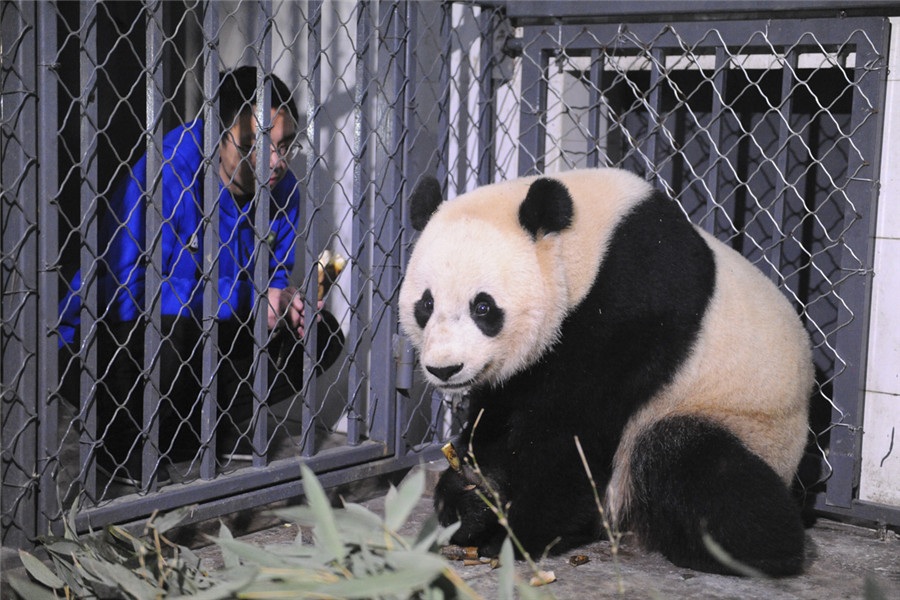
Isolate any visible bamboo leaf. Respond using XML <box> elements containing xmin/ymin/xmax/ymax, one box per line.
<box><xmin>347</xmin><ymin>541</ymin><xmax>381</xmax><ymax>577</ymax></box>
<box><xmin>497</xmin><ymin>537</ymin><xmax>515</xmax><ymax>600</ymax></box>
<box><xmin>63</xmin><ymin>498</ymin><xmax>79</xmax><ymax>540</ymax></box>
<box><xmin>384</xmin><ymin>468</ymin><xmax>425</xmax><ymax>531</ymax></box>
<box><xmin>412</xmin><ymin>513</ymin><xmax>459</xmax><ymax>553</ymax></box>
<box><xmin>6</xmin><ymin>575</ymin><xmax>60</xmax><ymax>600</ymax></box>
<box><xmin>413</xmin><ymin>512</ymin><xmax>439</xmax><ymax>551</ymax></box>
<box><xmin>261</xmin><ymin>543</ymin><xmax>319</xmax><ymax>560</ymax></box>
<box><xmin>35</xmin><ymin>536</ymin><xmax>82</xmax><ymax>556</ymax></box>
<box><xmin>299</xmin><ymin>463</ymin><xmax>344</xmax><ymax>561</ymax></box>
<box><xmin>179</xmin><ymin>545</ymin><xmax>203</xmax><ymax>571</ymax></box>
<box><xmin>234</xmin><ymin>577</ymin><xmax>342</xmax><ymax>597</ymax></box>
<box><xmin>314</xmin><ymin>561</ymin><xmax>445</xmax><ymax>598</ymax></box>
<box><xmin>271</xmin><ymin>505</ymin><xmax>319</xmax><ymax>529</ymax></box>
<box><xmin>339</xmin><ymin>501</ymin><xmax>385</xmax><ymax>532</ymax></box>
<box><xmin>216</xmin><ymin>520</ymin><xmax>241</xmax><ymax>570</ymax></box>
<box><xmin>78</xmin><ymin>555</ymin><xmax>161</xmax><ymax>600</ymax></box>
<box><xmin>384</xmin><ymin>549</ymin><xmax>448</xmax><ymax>575</ymax></box>
<box><xmin>148</xmin><ymin>505</ymin><xmax>194</xmax><ymax>534</ymax></box>
<box><xmin>18</xmin><ymin>550</ymin><xmax>64</xmax><ymax>589</ymax></box>
<box><xmin>107</xmin><ymin>525</ymin><xmax>147</xmax><ymax>555</ymax></box>
<box><xmin>85</xmin><ymin>531</ymin><xmax>130</xmax><ymax>563</ymax></box>
<box><xmin>46</xmin><ymin>555</ymin><xmax>89</xmax><ymax>597</ymax></box>
<box><xmin>168</xmin><ymin>566</ymin><xmax>258</xmax><ymax>600</ymax></box>
<box><xmin>517</xmin><ymin>583</ymin><xmax>556</xmax><ymax>600</ymax></box>
<box><xmin>214</xmin><ymin>536</ymin><xmax>302</xmax><ymax>568</ymax></box>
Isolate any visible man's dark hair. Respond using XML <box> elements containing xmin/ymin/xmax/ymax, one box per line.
<box><xmin>218</xmin><ymin>66</ymin><xmax>299</xmax><ymax>130</ymax></box>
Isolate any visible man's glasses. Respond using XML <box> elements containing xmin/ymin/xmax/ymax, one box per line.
<box><xmin>230</xmin><ymin>134</ymin><xmax>301</xmax><ymax>163</ymax></box>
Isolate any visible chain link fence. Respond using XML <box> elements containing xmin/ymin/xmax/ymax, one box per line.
<box><xmin>2</xmin><ymin>0</ymin><xmax>897</xmax><ymax>552</ymax></box>
<box><xmin>1</xmin><ymin>0</ymin><xmax>456</xmax><ymax>551</ymax></box>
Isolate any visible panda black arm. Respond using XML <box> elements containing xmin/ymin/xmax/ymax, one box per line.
<box><xmin>433</xmin><ymin>396</ymin><xmax>514</xmax><ymax>553</ymax></box>
<box><xmin>436</xmin><ymin>387</ymin><xmax>607</xmax><ymax>558</ymax></box>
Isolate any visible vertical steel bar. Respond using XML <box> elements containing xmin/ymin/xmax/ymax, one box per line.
<box><xmin>1</xmin><ymin>0</ymin><xmax>39</xmax><ymax>548</ymax></box>
<box><xmin>400</xmin><ymin>3</ymin><xmax>434</xmax><ymax>449</ymax></box>
<box><xmin>645</xmin><ymin>46</ymin><xmax>665</xmax><ymax>183</ymax></box>
<box><xmin>144</xmin><ymin>0</ymin><xmax>164</xmax><ymax>489</ymax></box>
<box><xmin>348</xmin><ymin>0</ymin><xmax>372</xmax><ymax>446</ymax></box>
<box><xmin>78</xmin><ymin>0</ymin><xmax>101</xmax><ymax>498</ymax></box>
<box><xmin>252</xmin><ymin>0</ymin><xmax>274</xmax><ymax>467</ymax></box>
<box><xmin>200</xmin><ymin>0</ymin><xmax>220</xmax><ymax>480</ymax></box>
<box><xmin>299</xmin><ymin>6</ymin><xmax>320</xmax><ymax>460</ymax></box>
<box><xmin>702</xmin><ymin>45</ymin><xmax>728</xmax><ymax>234</ymax></box>
<box><xmin>476</xmin><ymin>7</ymin><xmax>494</xmax><ymax>186</ymax></box>
<box><xmin>517</xmin><ymin>29</ymin><xmax>548</xmax><ymax>176</ymax></box>
<box><xmin>767</xmin><ymin>49</ymin><xmax>797</xmax><ymax>286</ymax></box>
<box><xmin>823</xmin><ymin>21</ymin><xmax>889</xmax><ymax>510</ymax></box>
<box><xmin>37</xmin><ymin>0</ymin><xmax>61</xmax><ymax>536</ymax></box>
<box><xmin>254</xmin><ymin>1</ymin><xmax>275</xmax><ymax>463</ymax></box>
<box><xmin>436</xmin><ymin>2</ymin><xmax>451</xmax><ymax>185</ymax></box>
<box><xmin>399</xmin><ymin>0</ymin><xmax>421</xmax><ymax>451</ymax></box>
<box><xmin>301</xmin><ymin>0</ymin><xmax>323</xmax><ymax>457</ymax></box>
<box><xmin>377</xmin><ymin>0</ymin><xmax>406</xmax><ymax>452</ymax></box>
<box><xmin>587</xmin><ymin>48</ymin><xmax>605</xmax><ymax>168</ymax></box>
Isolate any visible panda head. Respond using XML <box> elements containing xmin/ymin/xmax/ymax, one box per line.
<box><xmin>399</xmin><ymin>175</ymin><xmax>574</xmax><ymax>393</ymax></box>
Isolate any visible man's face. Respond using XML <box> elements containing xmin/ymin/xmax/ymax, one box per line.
<box><xmin>219</xmin><ymin>107</ymin><xmax>297</xmax><ymax>203</ymax></box>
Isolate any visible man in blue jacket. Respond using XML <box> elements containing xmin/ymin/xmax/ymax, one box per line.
<box><xmin>59</xmin><ymin>67</ymin><xmax>342</xmax><ymax>486</ymax></box>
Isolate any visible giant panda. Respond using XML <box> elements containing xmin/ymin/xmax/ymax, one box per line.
<box><xmin>398</xmin><ymin>168</ymin><xmax>814</xmax><ymax>576</ymax></box>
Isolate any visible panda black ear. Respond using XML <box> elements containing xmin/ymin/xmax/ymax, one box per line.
<box><xmin>518</xmin><ymin>177</ymin><xmax>574</xmax><ymax>239</ymax></box>
<box><xmin>408</xmin><ymin>176</ymin><xmax>444</xmax><ymax>231</ymax></box>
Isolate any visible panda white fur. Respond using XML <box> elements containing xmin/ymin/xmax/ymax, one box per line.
<box><xmin>398</xmin><ymin>168</ymin><xmax>814</xmax><ymax>576</ymax></box>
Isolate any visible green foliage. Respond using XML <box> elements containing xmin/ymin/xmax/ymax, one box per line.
<box><xmin>10</xmin><ymin>501</ymin><xmax>216</xmax><ymax>600</ymax></box>
<box><xmin>8</xmin><ymin>465</ymin><xmax>538</xmax><ymax>600</ymax></box>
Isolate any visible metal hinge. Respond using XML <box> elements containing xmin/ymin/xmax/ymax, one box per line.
<box><xmin>394</xmin><ymin>333</ymin><xmax>416</xmax><ymax>391</ymax></box>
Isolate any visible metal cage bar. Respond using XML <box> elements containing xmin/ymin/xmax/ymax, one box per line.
<box><xmin>200</xmin><ymin>0</ymin><xmax>220</xmax><ymax>481</ymax></box>
<box><xmin>476</xmin><ymin>8</ymin><xmax>495</xmax><ymax>186</ymax></box>
<box><xmin>369</xmin><ymin>0</ymin><xmax>406</xmax><ymax>450</ymax></box>
<box><xmin>251</xmin><ymin>0</ymin><xmax>274</xmax><ymax>468</ymax></box>
<box><xmin>587</xmin><ymin>48</ymin><xmax>605</xmax><ymax>168</ymax></box>
<box><xmin>517</xmin><ymin>36</ymin><xmax>548</xmax><ymax>176</ymax></box>
<box><xmin>766</xmin><ymin>48</ymin><xmax>798</xmax><ymax>286</ymax></box>
<box><xmin>301</xmin><ymin>0</ymin><xmax>323</xmax><ymax>458</ymax></box>
<box><xmin>645</xmin><ymin>46</ymin><xmax>665</xmax><ymax>181</ymax></box>
<box><xmin>143</xmin><ymin>0</ymin><xmax>165</xmax><ymax>491</ymax></box>
<box><xmin>437</xmin><ymin>2</ymin><xmax>452</xmax><ymax>186</ymax></box>
<box><xmin>348</xmin><ymin>0</ymin><xmax>373</xmax><ymax>446</ymax></box>
<box><xmin>78</xmin><ymin>0</ymin><xmax>102</xmax><ymax>498</ymax></box>
<box><xmin>1</xmin><ymin>0</ymin><xmax>39</xmax><ymax>550</ymax></box>
<box><xmin>36</xmin><ymin>0</ymin><xmax>61</xmax><ymax>537</ymax></box>
<box><xmin>818</xmin><ymin>18</ymin><xmax>889</xmax><ymax>512</ymax></box>
<box><xmin>701</xmin><ymin>45</ymin><xmax>729</xmax><ymax>234</ymax></box>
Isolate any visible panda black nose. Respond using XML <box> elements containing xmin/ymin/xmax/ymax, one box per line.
<box><xmin>426</xmin><ymin>364</ymin><xmax>463</xmax><ymax>382</ymax></box>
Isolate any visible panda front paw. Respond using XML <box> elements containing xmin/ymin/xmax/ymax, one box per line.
<box><xmin>434</xmin><ymin>467</ymin><xmax>505</xmax><ymax>555</ymax></box>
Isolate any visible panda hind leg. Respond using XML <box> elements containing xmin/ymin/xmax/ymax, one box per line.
<box><xmin>626</xmin><ymin>415</ymin><xmax>805</xmax><ymax>576</ymax></box>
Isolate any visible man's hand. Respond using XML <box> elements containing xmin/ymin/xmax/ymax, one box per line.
<box><xmin>267</xmin><ymin>286</ymin><xmax>322</xmax><ymax>336</ymax></box>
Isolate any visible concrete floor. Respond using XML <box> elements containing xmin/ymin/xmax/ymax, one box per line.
<box><xmin>192</xmin><ymin>467</ymin><xmax>900</xmax><ymax>600</ymax></box>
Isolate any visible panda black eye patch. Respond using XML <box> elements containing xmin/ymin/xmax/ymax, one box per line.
<box><xmin>414</xmin><ymin>289</ymin><xmax>434</xmax><ymax>328</ymax></box>
<box><xmin>470</xmin><ymin>292</ymin><xmax>504</xmax><ymax>337</ymax></box>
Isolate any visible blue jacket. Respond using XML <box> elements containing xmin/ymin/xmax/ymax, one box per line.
<box><xmin>59</xmin><ymin>120</ymin><xmax>300</xmax><ymax>346</ymax></box>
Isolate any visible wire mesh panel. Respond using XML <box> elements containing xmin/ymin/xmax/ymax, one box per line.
<box><xmin>0</xmin><ymin>0</ymin><xmax>459</xmax><ymax>550</ymax></box>
<box><xmin>445</xmin><ymin>5</ymin><xmax>892</xmax><ymax>524</ymax></box>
